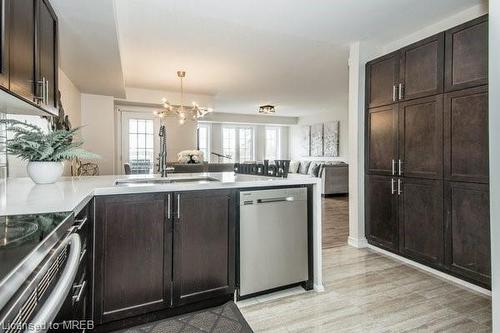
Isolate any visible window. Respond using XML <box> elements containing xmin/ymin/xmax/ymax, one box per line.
<box><xmin>197</xmin><ymin>124</ymin><xmax>210</xmax><ymax>161</ymax></box>
<box><xmin>222</xmin><ymin>127</ymin><xmax>236</xmax><ymax>161</ymax></box>
<box><xmin>128</xmin><ymin>119</ymin><xmax>154</xmax><ymax>173</ymax></box>
<box><xmin>222</xmin><ymin>126</ymin><xmax>254</xmax><ymax>162</ymax></box>
<box><xmin>239</xmin><ymin>128</ymin><xmax>253</xmax><ymax>162</ymax></box>
<box><xmin>265</xmin><ymin>127</ymin><xmax>281</xmax><ymax>160</ymax></box>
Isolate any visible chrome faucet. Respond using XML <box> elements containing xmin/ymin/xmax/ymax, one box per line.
<box><xmin>158</xmin><ymin>125</ymin><xmax>168</xmax><ymax>177</ymax></box>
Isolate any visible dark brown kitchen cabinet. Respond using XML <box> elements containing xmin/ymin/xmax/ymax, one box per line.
<box><xmin>445</xmin><ymin>15</ymin><xmax>488</xmax><ymax>92</ymax></box>
<box><xmin>0</xmin><ymin>0</ymin><xmax>10</xmax><ymax>88</ymax></box>
<box><xmin>398</xmin><ymin>95</ymin><xmax>443</xmax><ymax>179</ymax></box>
<box><xmin>173</xmin><ymin>190</ymin><xmax>235</xmax><ymax>306</ymax></box>
<box><xmin>36</xmin><ymin>0</ymin><xmax>58</xmax><ymax>112</ymax></box>
<box><xmin>399</xmin><ymin>178</ymin><xmax>444</xmax><ymax>266</ymax></box>
<box><xmin>8</xmin><ymin>0</ymin><xmax>35</xmax><ymax>101</ymax></box>
<box><xmin>444</xmin><ymin>85</ymin><xmax>489</xmax><ymax>184</ymax></box>
<box><xmin>366</xmin><ymin>52</ymin><xmax>399</xmax><ymax>108</ymax></box>
<box><xmin>400</xmin><ymin>33</ymin><xmax>444</xmax><ymax>101</ymax></box>
<box><xmin>94</xmin><ymin>193</ymin><xmax>171</xmax><ymax>324</ymax></box>
<box><xmin>0</xmin><ymin>0</ymin><xmax>58</xmax><ymax>115</ymax></box>
<box><xmin>445</xmin><ymin>182</ymin><xmax>490</xmax><ymax>287</ymax></box>
<box><xmin>365</xmin><ymin>175</ymin><xmax>398</xmax><ymax>252</ymax></box>
<box><xmin>366</xmin><ymin>104</ymin><xmax>398</xmax><ymax>175</ymax></box>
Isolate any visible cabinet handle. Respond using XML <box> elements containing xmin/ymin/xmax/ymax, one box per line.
<box><xmin>45</xmin><ymin>80</ymin><xmax>49</xmax><ymax>105</ymax></box>
<box><xmin>167</xmin><ymin>194</ymin><xmax>171</xmax><ymax>219</ymax></box>
<box><xmin>392</xmin><ymin>85</ymin><xmax>397</xmax><ymax>102</ymax></box>
<box><xmin>397</xmin><ymin>179</ymin><xmax>402</xmax><ymax>196</ymax></box>
<box><xmin>398</xmin><ymin>83</ymin><xmax>404</xmax><ymax>100</ymax></box>
<box><xmin>391</xmin><ymin>159</ymin><xmax>396</xmax><ymax>175</ymax></box>
<box><xmin>177</xmin><ymin>194</ymin><xmax>181</xmax><ymax>220</ymax></box>
<box><xmin>398</xmin><ymin>159</ymin><xmax>403</xmax><ymax>176</ymax></box>
<box><xmin>72</xmin><ymin>280</ymin><xmax>86</xmax><ymax>304</ymax></box>
<box><xmin>391</xmin><ymin>178</ymin><xmax>396</xmax><ymax>195</ymax></box>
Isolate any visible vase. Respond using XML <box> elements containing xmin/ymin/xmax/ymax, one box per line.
<box><xmin>27</xmin><ymin>161</ymin><xmax>64</xmax><ymax>184</ymax></box>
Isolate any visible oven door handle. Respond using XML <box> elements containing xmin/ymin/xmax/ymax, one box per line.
<box><xmin>30</xmin><ymin>233</ymin><xmax>82</xmax><ymax>333</ymax></box>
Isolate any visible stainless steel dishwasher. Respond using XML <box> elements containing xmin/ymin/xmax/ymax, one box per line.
<box><xmin>239</xmin><ymin>187</ymin><xmax>308</xmax><ymax>298</ymax></box>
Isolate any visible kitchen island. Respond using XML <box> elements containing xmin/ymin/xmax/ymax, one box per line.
<box><xmin>0</xmin><ymin>172</ymin><xmax>323</xmax><ymax>331</ymax></box>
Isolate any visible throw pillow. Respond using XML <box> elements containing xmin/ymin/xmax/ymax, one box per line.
<box><xmin>289</xmin><ymin>160</ymin><xmax>300</xmax><ymax>174</ymax></box>
<box><xmin>308</xmin><ymin>162</ymin><xmax>321</xmax><ymax>177</ymax></box>
<box><xmin>298</xmin><ymin>161</ymin><xmax>311</xmax><ymax>175</ymax></box>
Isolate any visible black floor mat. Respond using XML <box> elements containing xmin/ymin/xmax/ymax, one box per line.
<box><xmin>117</xmin><ymin>302</ymin><xmax>254</xmax><ymax>333</ymax></box>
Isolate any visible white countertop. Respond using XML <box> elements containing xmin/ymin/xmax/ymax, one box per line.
<box><xmin>0</xmin><ymin>172</ymin><xmax>320</xmax><ymax>216</ymax></box>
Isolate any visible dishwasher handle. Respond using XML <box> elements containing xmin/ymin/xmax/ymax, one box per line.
<box><xmin>256</xmin><ymin>196</ymin><xmax>295</xmax><ymax>204</ymax></box>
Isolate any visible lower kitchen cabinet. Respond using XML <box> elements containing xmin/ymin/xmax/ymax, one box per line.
<box><xmin>365</xmin><ymin>175</ymin><xmax>398</xmax><ymax>252</ymax></box>
<box><xmin>399</xmin><ymin>178</ymin><xmax>444</xmax><ymax>265</ymax></box>
<box><xmin>94</xmin><ymin>193</ymin><xmax>171</xmax><ymax>324</ymax></box>
<box><xmin>93</xmin><ymin>190</ymin><xmax>236</xmax><ymax>325</ymax></box>
<box><xmin>444</xmin><ymin>181</ymin><xmax>490</xmax><ymax>287</ymax></box>
<box><xmin>173</xmin><ymin>190</ymin><xmax>236</xmax><ymax>306</ymax></box>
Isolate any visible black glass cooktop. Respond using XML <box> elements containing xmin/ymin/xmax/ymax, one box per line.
<box><xmin>0</xmin><ymin>212</ymin><xmax>72</xmax><ymax>283</ymax></box>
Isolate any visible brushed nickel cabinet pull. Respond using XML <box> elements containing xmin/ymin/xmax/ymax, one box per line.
<box><xmin>392</xmin><ymin>159</ymin><xmax>396</xmax><ymax>175</ymax></box>
<box><xmin>391</xmin><ymin>178</ymin><xmax>396</xmax><ymax>195</ymax></box>
<box><xmin>398</xmin><ymin>159</ymin><xmax>403</xmax><ymax>176</ymax></box>
<box><xmin>397</xmin><ymin>179</ymin><xmax>402</xmax><ymax>196</ymax></box>
<box><xmin>177</xmin><ymin>194</ymin><xmax>181</xmax><ymax>220</ymax></box>
<box><xmin>398</xmin><ymin>83</ymin><xmax>404</xmax><ymax>100</ymax></box>
<box><xmin>167</xmin><ymin>194</ymin><xmax>171</xmax><ymax>219</ymax></box>
<box><xmin>392</xmin><ymin>85</ymin><xmax>397</xmax><ymax>102</ymax></box>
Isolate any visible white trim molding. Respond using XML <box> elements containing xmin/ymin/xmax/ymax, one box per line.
<box><xmin>347</xmin><ymin>236</ymin><xmax>368</xmax><ymax>248</ymax></box>
<box><xmin>367</xmin><ymin>245</ymin><xmax>492</xmax><ymax>297</ymax></box>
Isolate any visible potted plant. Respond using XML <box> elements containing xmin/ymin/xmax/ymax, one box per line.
<box><xmin>0</xmin><ymin>119</ymin><xmax>99</xmax><ymax>184</ymax></box>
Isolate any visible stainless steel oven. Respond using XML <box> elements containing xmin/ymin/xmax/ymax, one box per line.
<box><xmin>0</xmin><ymin>212</ymin><xmax>90</xmax><ymax>333</ymax></box>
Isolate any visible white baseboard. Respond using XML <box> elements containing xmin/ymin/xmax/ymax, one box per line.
<box><xmin>367</xmin><ymin>244</ymin><xmax>492</xmax><ymax>297</ymax></box>
<box><xmin>347</xmin><ymin>236</ymin><xmax>368</xmax><ymax>248</ymax></box>
<box><xmin>314</xmin><ymin>284</ymin><xmax>325</xmax><ymax>292</ymax></box>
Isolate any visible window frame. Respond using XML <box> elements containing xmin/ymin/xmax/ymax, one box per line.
<box><xmin>197</xmin><ymin>123</ymin><xmax>211</xmax><ymax>162</ymax></box>
<box><xmin>265</xmin><ymin>126</ymin><xmax>281</xmax><ymax>161</ymax></box>
<box><xmin>221</xmin><ymin>124</ymin><xmax>256</xmax><ymax>163</ymax></box>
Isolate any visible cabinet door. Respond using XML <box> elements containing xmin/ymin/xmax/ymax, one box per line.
<box><xmin>445</xmin><ymin>15</ymin><xmax>488</xmax><ymax>92</ymax></box>
<box><xmin>399</xmin><ymin>178</ymin><xmax>444</xmax><ymax>266</ymax></box>
<box><xmin>9</xmin><ymin>0</ymin><xmax>35</xmax><ymax>101</ymax></box>
<box><xmin>444</xmin><ymin>86</ymin><xmax>489</xmax><ymax>183</ymax></box>
<box><xmin>0</xmin><ymin>0</ymin><xmax>10</xmax><ymax>88</ymax></box>
<box><xmin>173</xmin><ymin>190</ymin><xmax>235</xmax><ymax>306</ymax></box>
<box><xmin>400</xmin><ymin>33</ymin><xmax>444</xmax><ymax>100</ymax></box>
<box><xmin>444</xmin><ymin>182</ymin><xmax>490</xmax><ymax>287</ymax></box>
<box><xmin>366</xmin><ymin>104</ymin><xmax>398</xmax><ymax>175</ymax></box>
<box><xmin>399</xmin><ymin>95</ymin><xmax>443</xmax><ymax>179</ymax></box>
<box><xmin>366</xmin><ymin>52</ymin><xmax>399</xmax><ymax>108</ymax></box>
<box><xmin>365</xmin><ymin>175</ymin><xmax>398</xmax><ymax>251</ymax></box>
<box><xmin>94</xmin><ymin>193</ymin><xmax>171</xmax><ymax>324</ymax></box>
<box><xmin>37</xmin><ymin>0</ymin><xmax>58</xmax><ymax>112</ymax></box>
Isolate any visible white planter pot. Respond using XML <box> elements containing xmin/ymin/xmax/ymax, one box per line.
<box><xmin>27</xmin><ymin>161</ymin><xmax>64</xmax><ymax>184</ymax></box>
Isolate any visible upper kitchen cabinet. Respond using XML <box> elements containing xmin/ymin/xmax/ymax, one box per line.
<box><xmin>399</xmin><ymin>33</ymin><xmax>444</xmax><ymax>101</ymax></box>
<box><xmin>445</xmin><ymin>15</ymin><xmax>488</xmax><ymax>92</ymax></box>
<box><xmin>366</xmin><ymin>52</ymin><xmax>400</xmax><ymax>108</ymax></box>
<box><xmin>8</xmin><ymin>0</ymin><xmax>35</xmax><ymax>101</ymax></box>
<box><xmin>444</xmin><ymin>85</ymin><xmax>489</xmax><ymax>184</ymax></box>
<box><xmin>0</xmin><ymin>0</ymin><xmax>10</xmax><ymax>88</ymax></box>
<box><xmin>36</xmin><ymin>0</ymin><xmax>58</xmax><ymax>112</ymax></box>
<box><xmin>0</xmin><ymin>0</ymin><xmax>58</xmax><ymax>116</ymax></box>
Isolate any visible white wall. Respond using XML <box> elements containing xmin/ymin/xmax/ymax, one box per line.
<box><xmin>81</xmin><ymin>94</ymin><xmax>115</xmax><ymax>175</ymax></box>
<box><xmin>347</xmin><ymin>4</ymin><xmax>489</xmax><ymax>249</ymax></box>
<box><xmin>489</xmin><ymin>1</ymin><xmax>499</xmax><ymax>330</ymax></box>
<box><xmin>289</xmin><ymin>109</ymin><xmax>348</xmax><ymax>162</ymax></box>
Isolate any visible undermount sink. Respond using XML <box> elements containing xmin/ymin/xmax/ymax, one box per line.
<box><xmin>114</xmin><ymin>176</ymin><xmax>220</xmax><ymax>186</ymax></box>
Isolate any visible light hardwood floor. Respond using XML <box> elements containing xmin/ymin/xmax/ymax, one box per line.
<box><xmin>322</xmin><ymin>195</ymin><xmax>349</xmax><ymax>249</ymax></box>
<box><xmin>238</xmin><ymin>197</ymin><xmax>492</xmax><ymax>332</ymax></box>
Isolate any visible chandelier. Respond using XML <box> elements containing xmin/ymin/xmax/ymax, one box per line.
<box><xmin>258</xmin><ymin>104</ymin><xmax>275</xmax><ymax>114</ymax></box>
<box><xmin>154</xmin><ymin>71</ymin><xmax>213</xmax><ymax>124</ymax></box>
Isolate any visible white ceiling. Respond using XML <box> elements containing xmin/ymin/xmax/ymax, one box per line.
<box><xmin>52</xmin><ymin>0</ymin><xmax>484</xmax><ymax>116</ymax></box>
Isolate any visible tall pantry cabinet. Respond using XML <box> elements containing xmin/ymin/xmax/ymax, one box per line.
<box><xmin>365</xmin><ymin>15</ymin><xmax>490</xmax><ymax>288</ymax></box>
